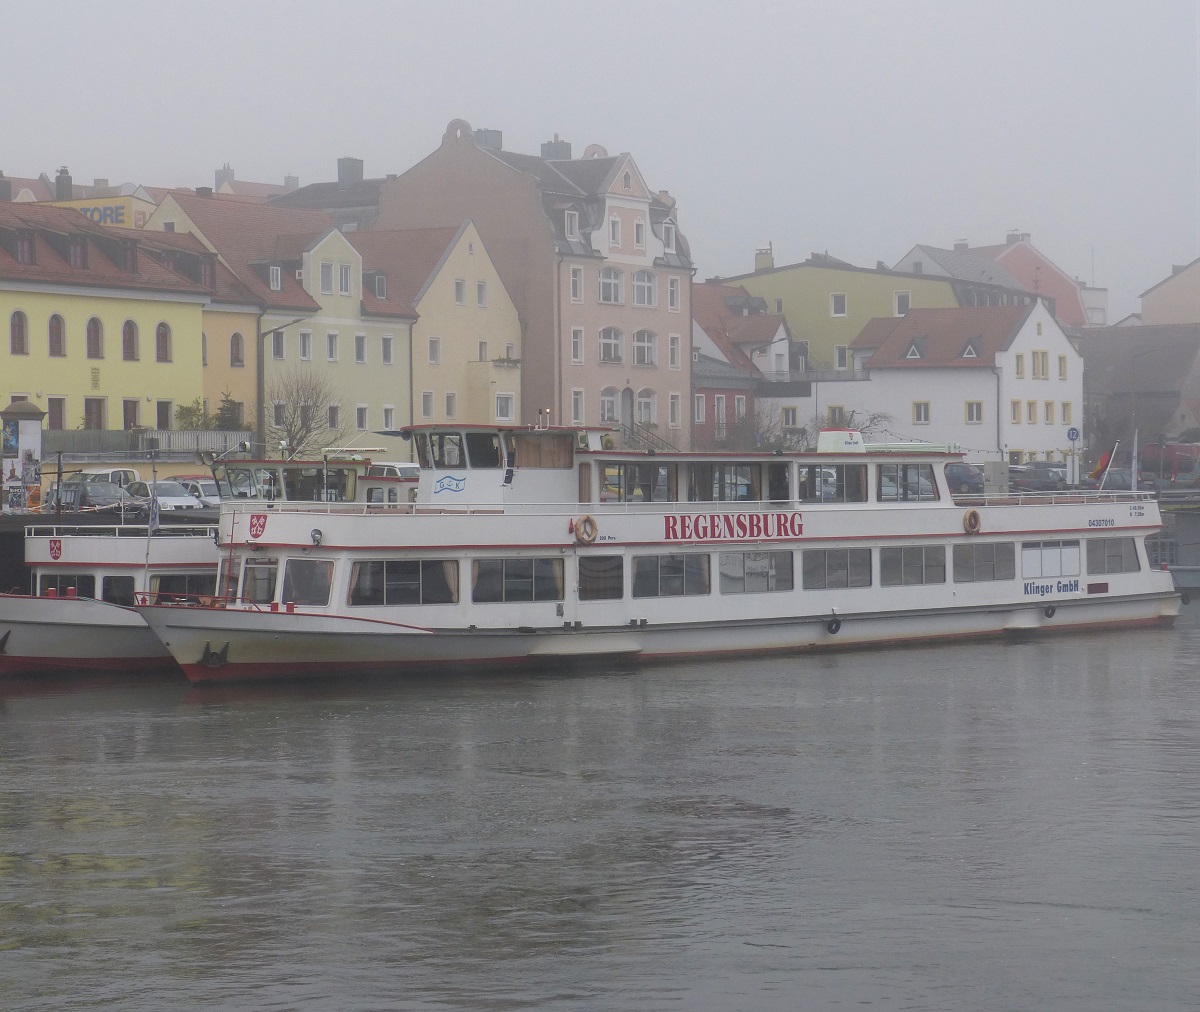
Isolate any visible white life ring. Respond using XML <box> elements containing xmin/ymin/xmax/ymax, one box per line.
<box><xmin>963</xmin><ymin>508</ymin><xmax>982</xmax><ymax>535</ymax></box>
<box><xmin>575</xmin><ymin>514</ymin><xmax>599</xmax><ymax>545</ymax></box>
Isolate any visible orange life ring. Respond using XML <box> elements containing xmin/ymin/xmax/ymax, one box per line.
<box><xmin>963</xmin><ymin>508</ymin><xmax>982</xmax><ymax>535</ymax></box>
<box><xmin>575</xmin><ymin>514</ymin><xmax>599</xmax><ymax>545</ymax></box>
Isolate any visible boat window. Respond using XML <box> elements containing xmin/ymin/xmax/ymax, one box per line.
<box><xmin>880</xmin><ymin>546</ymin><xmax>946</xmax><ymax>586</ymax></box>
<box><xmin>413</xmin><ymin>434</ymin><xmax>432</xmax><ymax>469</ymax></box>
<box><xmin>150</xmin><ymin>572</ymin><xmax>217</xmax><ymax>603</ymax></box>
<box><xmin>953</xmin><ymin>543</ymin><xmax>1016</xmax><ymax>583</ymax></box>
<box><xmin>878</xmin><ymin>463</ymin><xmax>938</xmax><ymax>502</ymax></box>
<box><xmin>217</xmin><ymin>559</ymin><xmax>238</xmax><ymax>601</ymax></box>
<box><xmin>719</xmin><ymin>551</ymin><xmax>793</xmax><ymax>593</ymax></box>
<box><xmin>240</xmin><ymin>557</ymin><xmax>279</xmax><ymax>604</ymax></box>
<box><xmin>1021</xmin><ymin>540</ymin><xmax>1080</xmax><ymax>579</ymax></box>
<box><xmin>801</xmin><ymin>464</ymin><xmax>867</xmax><ymax>504</ymax></box>
<box><xmin>632</xmin><ymin>553</ymin><xmax>711</xmax><ymax>597</ymax></box>
<box><xmin>801</xmin><ymin>548</ymin><xmax>872</xmax><ymax>589</ymax></box>
<box><xmin>601</xmin><ymin>462</ymin><xmax>673</xmax><ymax>502</ymax></box>
<box><xmin>283</xmin><ymin>559</ymin><xmax>335</xmax><ymax>606</ymax></box>
<box><xmin>102</xmin><ymin>575</ymin><xmax>136</xmax><ymax>605</ymax></box>
<box><xmin>39</xmin><ymin>574</ymin><xmax>96</xmax><ymax>598</ymax></box>
<box><xmin>465</xmin><ymin>432</ymin><xmax>502</xmax><ymax>468</ymax></box>
<box><xmin>472</xmin><ymin>558</ymin><xmax>564</xmax><ymax>602</ymax></box>
<box><xmin>348</xmin><ymin>559</ymin><xmax>459</xmax><ymax>605</ymax></box>
<box><xmin>767</xmin><ymin>463</ymin><xmax>790</xmax><ymax>503</ymax></box>
<box><xmin>688</xmin><ymin>464</ymin><xmax>758</xmax><ymax>502</ymax></box>
<box><xmin>430</xmin><ymin>433</ymin><xmax>465</xmax><ymax>469</ymax></box>
<box><xmin>511</xmin><ymin>432</ymin><xmax>574</xmax><ymax>468</ymax></box>
<box><xmin>578</xmin><ymin>555</ymin><xmax>623</xmax><ymax>600</ymax></box>
<box><xmin>1086</xmin><ymin>537</ymin><xmax>1140</xmax><ymax>575</ymax></box>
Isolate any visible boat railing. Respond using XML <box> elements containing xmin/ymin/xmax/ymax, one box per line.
<box><xmin>950</xmin><ymin>489</ymin><xmax>1159</xmax><ymax>507</ymax></box>
<box><xmin>25</xmin><ymin>523</ymin><xmax>219</xmax><ymax>539</ymax></box>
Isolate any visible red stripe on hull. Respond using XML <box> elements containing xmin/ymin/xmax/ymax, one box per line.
<box><xmin>0</xmin><ymin>654</ymin><xmax>179</xmax><ymax>677</ymax></box>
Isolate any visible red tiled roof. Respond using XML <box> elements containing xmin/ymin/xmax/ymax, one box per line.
<box><xmin>852</xmin><ymin>305</ymin><xmax>1033</xmax><ymax>367</ymax></box>
<box><xmin>692</xmin><ymin>281</ymin><xmax>788</xmax><ymax>372</ymax></box>
<box><xmin>347</xmin><ymin>225</ymin><xmax>463</xmax><ymax>317</ymax></box>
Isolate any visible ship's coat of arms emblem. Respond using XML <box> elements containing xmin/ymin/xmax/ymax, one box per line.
<box><xmin>49</xmin><ymin>539</ymin><xmax>62</xmax><ymax>560</ymax></box>
<box><xmin>249</xmin><ymin>514</ymin><xmax>268</xmax><ymax>539</ymax></box>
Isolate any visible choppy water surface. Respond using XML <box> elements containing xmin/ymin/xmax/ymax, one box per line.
<box><xmin>3</xmin><ymin>613</ymin><xmax>1200</xmax><ymax>1011</ymax></box>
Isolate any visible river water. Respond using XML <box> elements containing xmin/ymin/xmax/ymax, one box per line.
<box><xmin>3</xmin><ymin>610</ymin><xmax>1200</xmax><ymax>1011</ymax></box>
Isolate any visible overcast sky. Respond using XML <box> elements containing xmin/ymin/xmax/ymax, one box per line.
<box><xmin>6</xmin><ymin>0</ymin><xmax>1198</xmax><ymax>320</ymax></box>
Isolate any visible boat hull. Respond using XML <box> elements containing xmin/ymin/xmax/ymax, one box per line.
<box><xmin>138</xmin><ymin>592</ymin><xmax>1180</xmax><ymax>685</ymax></box>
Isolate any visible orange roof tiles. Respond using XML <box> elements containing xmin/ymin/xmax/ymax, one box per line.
<box><xmin>852</xmin><ymin>305</ymin><xmax>1033</xmax><ymax>367</ymax></box>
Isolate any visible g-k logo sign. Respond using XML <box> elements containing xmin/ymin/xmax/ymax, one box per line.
<box><xmin>249</xmin><ymin>514</ymin><xmax>268</xmax><ymax>539</ymax></box>
<box><xmin>49</xmin><ymin>539</ymin><xmax>62</xmax><ymax>560</ymax></box>
<box><xmin>434</xmin><ymin>475</ymin><xmax>466</xmax><ymax>494</ymax></box>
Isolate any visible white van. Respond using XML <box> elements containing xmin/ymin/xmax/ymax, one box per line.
<box><xmin>77</xmin><ymin>467</ymin><xmax>140</xmax><ymax>488</ymax></box>
<box><xmin>365</xmin><ymin>462</ymin><xmax>420</xmax><ymax>481</ymax></box>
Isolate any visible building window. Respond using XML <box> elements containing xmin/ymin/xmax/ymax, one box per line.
<box><xmin>669</xmin><ymin>334</ymin><xmax>681</xmax><ymax>369</ymax></box>
<box><xmin>68</xmin><ymin>238</ymin><xmax>86</xmax><ymax>269</ymax></box>
<box><xmin>571</xmin><ymin>328</ymin><xmax>584</xmax><ymax>364</ymax></box>
<box><xmin>328</xmin><ymin>404</ymin><xmax>340</xmax><ymax>429</ymax></box>
<box><xmin>1062</xmin><ymin>402</ymin><xmax>1072</xmax><ymax>425</ymax></box>
<box><xmin>601</xmin><ymin>387</ymin><xmax>618</xmax><ymax>423</ymax></box>
<box><xmin>1058</xmin><ymin>355</ymin><xmax>1068</xmax><ymax>380</ymax></box>
<box><xmin>269</xmin><ymin>265</ymin><xmax>281</xmax><ymax>291</ymax></box>
<box><xmin>780</xmin><ymin>406</ymin><xmax>798</xmax><ymax>429</ymax></box>
<box><xmin>454</xmin><ymin>279</ymin><xmax>465</xmax><ymax>305</ymax></box>
<box><xmin>913</xmin><ymin>401</ymin><xmax>931</xmax><ymax>424</ymax></box>
<box><xmin>155</xmin><ymin>323</ymin><xmax>171</xmax><ymax>362</ymax></box>
<box><xmin>570</xmin><ymin>266</ymin><xmax>583</xmax><ymax>302</ymax></box>
<box><xmin>495</xmin><ymin>393</ymin><xmax>515</xmax><ymax>422</ymax></box>
<box><xmin>48</xmin><ymin>315</ymin><xmax>65</xmax><ymax>357</ymax></box>
<box><xmin>446</xmin><ymin>392</ymin><xmax>457</xmax><ymax>418</ymax></box>
<box><xmin>634</xmin><ymin>220</ymin><xmax>646</xmax><ymax>248</ymax></box>
<box><xmin>599</xmin><ymin>327</ymin><xmax>623</xmax><ymax>364</ymax></box>
<box><xmin>633</xmin><ymin>330</ymin><xmax>656</xmax><ymax>366</ymax></box>
<box><xmin>355</xmin><ymin>334</ymin><xmax>366</xmax><ymax>364</ymax></box>
<box><xmin>272</xmin><ymin>402</ymin><xmax>285</xmax><ymax>427</ymax></box>
<box><xmin>10</xmin><ymin>311</ymin><xmax>27</xmax><ymax>355</ymax></box>
<box><xmin>327</xmin><ymin>332</ymin><xmax>339</xmax><ymax>361</ymax></box>
<box><xmin>663</xmin><ymin>223</ymin><xmax>676</xmax><ymax>252</ymax></box>
<box><xmin>505</xmin><ymin>342</ymin><xmax>515</xmax><ymax>359</ymax></box>
<box><xmin>966</xmin><ymin>401</ymin><xmax>983</xmax><ymax>424</ymax></box>
<box><xmin>230</xmin><ymin>332</ymin><xmax>244</xmax><ymax>367</ymax></box>
<box><xmin>830</xmin><ymin>293</ymin><xmax>847</xmax><ymax>317</ymax></box>
<box><xmin>1037</xmin><ymin>321</ymin><xmax>1044</xmax><ymax>336</ymax></box>
<box><xmin>599</xmin><ymin>266</ymin><xmax>622</xmax><ymax>303</ymax></box>
<box><xmin>1014</xmin><ymin>353</ymin><xmax>1025</xmax><ymax>378</ymax></box>
<box><xmin>894</xmin><ymin>291</ymin><xmax>910</xmax><ymax>315</ymax></box>
<box><xmin>47</xmin><ymin>397</ymin><xmax>65</xmax><ymax>430</ymax></box>
<box><xmin>565</xmin><ymin>210</ymin><xmax>579</xmax><ymax>239</ymax></box>
<box><xmin>827</xmin><ymin>405</ymin><xmax>845</xmax><ymax>426</ymax></box>
<box><xmin>421</xmin><ymin>391</ymin><xmax>433</xmax><ymax>418</ymax></box>
<box><xmin>381</xmin><ymin>336</ymin><xmax>393</xmax><ymax>365</ymax></box>
<box><xmin>382</xmin><ymin>406</ymin><xmax>394</xmax><ymax>429</ymax></box>
<box><xmin>668</xmin><ymin>276</ymin><xmax>680</xmax><ymax>311</ymax></box>
<box><xmin>609</xmin><ymin>217</ymin><xmax>621</xmax><ymax>247</ymax></box>
<box><xmin>299</xmin><ymin>331</ymin><xmax>312</xmax><ymax>361</ymax></box>
<box><xmin>202</xmin><ymin>332</ymin><xmax>207</xmax><ymax>366</ymax></box>
<box><xmin>83</xmin><ymin>397</ymin><xmax>105</xmax><ymax>430</ymax></box>
<box><xmin>836</xmin><ymin>345</ymin><xmax>849</xmax><ymax>370</ymax></box>
<box><xmin>1044</xmin><ymin>401</ymin><xmax>1054</xmax><ymax>424</ymax></box>
<box><xmin>572</xmin><ymin>389</ymin><xmax>584</xmax><ymax>425</ymax></box>
<box><xmin>477</xmin><ymin>340</ymin><xmax>488</xmax><ymax>361</ymax></box>
<box><xmin>669</xmin><ymin>392</ymin><xmax>681</xmax><ymax>428</ymax></box>
<box><xmin>636</xmin><ymin>389</ymin><xmax>655</xmax><ymax>425</ymax></box>
<box><xmin>633</xmin><ymin>270</ymin><xmax>656</xmax><ymax>307</ymax></box>
<box><xmin>428</xmin><ymin>336</ymin><xmax>440</xmax><ymax>365</ymax></box>
<box><xmin>1024</xmin><ymin>400</ymin><xmax>1036</xmax><ymax>424</ymax></box>
<box><xmin>476</xmin><ymin>281</ymin><xmax>487</xmax><ymax>307</ymax></box>
<box><xmin>86</xmin><ymin>318</ymin><xmax>103</xmax><ymax>359</ymax></box>
<box><xmin>374</xmin><ymin>274</ymin><xmax>387</xmax><ymax>299</ymax></box>
<box><xmin>356</xmin><ymin>406</ymin><xmax>368</xmax><ymax>430</ymax></box>
<box><xmin>1033</xmin><ymin>350</ymin><xmax>1049</xmax><ymax>379</ymax></box>
<box><xmin>272</xmin><ymin>332</ymin><xmax>285</xmax><ymax>359</ymax></box>
<box><xmin>694</xmin><ymin>394</ymin><xmax>705</xmax><ymax>424</ymax></box>
<box><xmin>15</xmin><ymin>232</ymin><xmax>33</xmax><ymax>264</ymax></box>
<box><xmin>319</xmin><ymin>262</ymin><xmax>333</xmax><ymax>295</ymax></box>
<box><xmin>339</xmin><ymin>263</ymin><xmax>351</xmax><ymax>296</ymax></box>
<box><xmin>155</xmin><ymin>401</ymin><xmax>171</xmax><ymax>429</ymax></box>
<box><xmin>1011</xmin><ymin>400</ymin><xmax>1021</xmax><ymax>424</ymax></box>
<box><xmin>881</xmin><ymin>545</ymin><xmax>946</xmax><ymax>587</ymax></box>
<box><xmin>714</xmin><ymin>395</ymin><xmax>726</xmax><ymax>438</ymax></box>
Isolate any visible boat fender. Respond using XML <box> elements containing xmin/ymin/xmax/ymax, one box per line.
<box><xmin>575</xmin><ymin>514</ymin><xmax>599</xmax><ymax>546</ymax></box>
<box><xmin>1044</xmin><ymin>605</ymin><xmax>1056</xmax><ymax>619</ymax></box>
<box><xmin>963</xmin><ymin>508</ymin><xmax>982</xmax><ymax>535</ymax></box>
<box><xmin>827</xmin><ymin>617</ymin><xmax>842</xmax><ymax>635</ymax></box>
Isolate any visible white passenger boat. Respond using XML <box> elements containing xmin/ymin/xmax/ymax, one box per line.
<box><xmin>131</xmin><ymin>425</ymin><xmax>1180</xmax><ymax>685</ymax></box>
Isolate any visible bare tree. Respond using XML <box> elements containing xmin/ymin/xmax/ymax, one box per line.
<box><xmin>265</xmin><ymin>369</ymin><xmax>350</xmax><ymax>458</ymax></box>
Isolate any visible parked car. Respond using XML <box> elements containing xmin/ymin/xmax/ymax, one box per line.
<box><xmin>1010</xmin><ymin>462</ymin><xmax>1068</xmax><ymax>492</ymax></box>
<box><xmin>125</xmin><ymin>480</ymin><xmax>208</xmax><ymax>511</ymax></box>
<box><xmin>77</xmin><ymin>467</ymin><xmax>140</xmax><ymax>488</ymax></box>
<box><xmin>46</xmin><ymin>481</ymin><xmax>149</xmax><ymax>520</ymax></box>
<box><xmin>1081</xmin><ymin>467</ymin><xmax>1134</xmax><ymax>491</ymax></box>
<box><xmin>173</xmin><ymin>475</ymin><xmax>222</xmax><ymax>507</ymax></box>
<box><xmin>945</xmin><ymin>462</ymin><xmax>984</xmax><ymax>495</ymax></box>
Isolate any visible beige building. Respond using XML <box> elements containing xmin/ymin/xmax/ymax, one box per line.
<box><xmin>1141</xmin><ymin>257</ymin><xmax>1200</xmax><ymax>325</ymax></box>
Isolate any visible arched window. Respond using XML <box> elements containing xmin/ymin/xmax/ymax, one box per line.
<box><xmin>10</xmin><ymin>311</ymin><xmax>28</xmax><ymax>355</ymax></box>
<box><xmin>636</xmin><ymin>388</ymin><xmax>656</xmax><ymax>425</ymax></box>
<box><xmin>155</xmin><ymin>323</ymin><xmax>171</xmax><ymax>362</ymax></box>
<box><xmin>48</xmin><ymin>315</ymin><xmax>65</xmax><ymax>357</ymax></box>
<box><xmin>600</xmin><ymin>386</ymin><xmax>619</xmax><ymax>423</ymax></box>
<box><xmin>230</xmin><ymin>332</ymin><xmax>244</xmax><ymax>367</ymax></box>
<box><xmin>122</xmin><ymin>320</ymin><xmax>138</xmax><ymax>361</ymax></box>
<box><xmin>633</xmin><ymin>330</ymin><xmax>656</xmax><ymax>366</ymax></box>
<box><xmin>633</xmin><ymin>270</ymin><xmax>656</xmax><ymax>307</ymax></box>
<box><xmin>86</xmin><ymin>317</ymin><xmax>103</xmax><ymax>359</ymax></box>
<box><xmin>599</xmin><ymin>327</ymin><xmax>623</xmax><ymax>364</ymax></box>
<box><xmin>598</xmin><ymin>266</ymin><xmax>622</xmax><ymax>304</ymax></box>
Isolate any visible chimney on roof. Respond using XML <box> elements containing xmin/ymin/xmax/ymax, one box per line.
<box><xmin>541</xmin><ymin>134</ymin><xmax>572</xmax><ymax>160</ymax></box>
<box><xmin>1006</xmin><ymin>230</ymin><xmax>1030</xmax><ymax>245</ymax></box>
<box><xmin>954</xmin><ymin>240</ymin><xmax>969</xmax><ymax>252</ymax></box>
<box><xmin>55</xmin><ymin>167</ymin><xmax>72</xmax><ymax>200</ymax></box>
<box><xmin>195</xmin><ymin>186</ymin><xmax>213</xmax><ymax>198</ymax></box>
<box><xmin>1172</xmin><ymin>264</ymin><xmax>1187</xmax><ymax>275</ymax></box>
<box><xmin>754</xmin><ymin>243</ymin><xmax>774</xmax><ymax>272</ymax></box>
<box><xmin>474</xmin><ymin>129</ymin><xmax>503</xmax><ymax>150</ymax></box>
<box><xmin>93</xmin><ymin>177</ymin><xmax>109</xmax><ymax>190</ymax></box>
<box><xmin>337</xmin><ymin>157</ymin><xmax>364</xmax><ymax>186</ymax></box>
<box><xmin>215</xmin><ymin>163</ymin><xmax>235</xmax><ymax>190</ymax></box>
<box><xmin>0</xmin><ymin>173</ymin><xmax>10</xmax><ymax>203</ymax></box>
<box><xmin>284</xmin><ymin>174</ymin><xmax>299</xmax><ymax>192</ymax></box>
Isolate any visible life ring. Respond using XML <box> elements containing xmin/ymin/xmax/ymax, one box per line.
<box><xmin>1044</xmin><ymin>605</ymin><xmax>1056</xmax><ymax>619</ymax></box>
<box><xmin>575</xmin><ymin>514</ymin><xmax>599</xmax><ymax>545</ymax></box>
<box><xmin>963</xmin><ymin>508</ymin><xmax>982</xmax><ymax>535</ymax></box>
<box><xmin>827</xmin><ymin>617</ymin><xmax>842</xmax><ymax>635</ymax></box>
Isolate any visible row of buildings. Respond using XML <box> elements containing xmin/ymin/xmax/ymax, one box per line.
<box><xmin>3</xmin><ymin>119</ymin><xmax>1198</xmax><ymax>466</ymax></box>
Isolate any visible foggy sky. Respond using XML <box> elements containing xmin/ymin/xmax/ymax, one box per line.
<box><xmin>6</xmin><ymin>0</ymin><xmax>1199</xmax><ymax>320</ymax></box>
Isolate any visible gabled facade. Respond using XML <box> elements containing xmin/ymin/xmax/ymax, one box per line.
<box><xmin>1140</xmin><ymin>257</ymin><xmax>1200</xmax><ymax>325</ymax></box>
<box><xmin>374</xmin><ymin>120</ymin><xmax>694</xmax><ymax>447</ymax></box>
<box><xmin>0</xmin><ymin>201</ymin><xmax>211</xmax><ymax>434</ymax></box>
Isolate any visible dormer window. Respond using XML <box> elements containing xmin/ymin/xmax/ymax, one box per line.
<box><xmin>269</xmin><ymin>265</ymin><xmax>282</xmax><ymax>291</ymax></box>
<box><xmin>662</xmin><ymin>222</ymin><xmax>676</xmax><ymax>253</ymax></box>
<box><xmin>962</xmin><ymin>342</ymin><xmax>978</xmax><ymax>359</ymax></box>
<box><xmin>200</xmin><ymin>257</ymin><xmax>215</xmax><ymax>288</ymax></box>
<box><xmin>564</xmin><ymin>210</ymin><xmax>579</xmax><ymax>240</ymax></box>
<box><xmin>68</xmin><ymin>238</ymin><xmax>86</xmax><ymax>270</ymax></box>
<box><xmin>374</xmin><ymin>274</ymin><xmax>387</xmax><ymax>299</ymax></box>
<box><xmin>623</xmin><ymin>171</ymin><xmax>631</xmax><ymax>190</ymax></box>
<box><xmin>15</xmin><ymin>231</ymin><xmax>34</xmax><ymax>265</ymax></box>
<box><xmin>905</xmin><ymin>344</ymin><xmax>922</xmax><ymax>359</ymax></box>
<box><xmin>120</xmin><ymin>242</ymin><xmax>137</xmax><ymax>272</ymax></box>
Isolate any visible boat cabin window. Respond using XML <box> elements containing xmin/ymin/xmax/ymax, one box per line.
<box><xmin>240</xmin><ymin>557</ymin><xmax>279</xmax><ymax>604</ymax></box>
<box><xmin>430</xmin><ymin>433</ymin><xmax>465</xmax><ymax>469</ymax></box>
<box><xmin>464</xmin><ymin>432</ymin><xmax>502</xmax><ymax>468</ymax></box>
<box><xmin>1021</xmin><ymin>540</ymin><xmax>1080</xmax><ymax>579</ymax></box>
<box><xmin>102</xmin><ymin>575</ymin><xmax>136</xmax><ymax>606</ymax></box>
<box><xmin>471</xmin><ymin>558</ymin><xmax>565</xmax><ymax>602</ymax></box>
<box><xmin>578</xmin><ymin>555</ymin><xmax>623</xmax><ymax>600</ymax></box>
<box><xmin>39</xmin><ymin>574</ymin><xmax>95</xmax><ymax>598</ymax></box>
<box><xmin>632</xmin><ymin>553</ymin><xmax>711</xmax><ymax>597</ymax></box>
<box><xmin>719</xmin><ymin>551</ymin><xmax>794</xmax><ymax>593</ymax></box>
<box><xmin>800</xmin><ymin>463</ymin><xmax>867</xmax><ymax>504</ymax></box>
<box><xmin>219</xmin><ymin>465</ymin><xmax>281</xmax><ymax>501</ymax></box>
<box><xmin>150</xmin><ymin>572</ymin><xmax>217</xmax><ymax>603</ymax></box>
<box><xmin>348</xmin><ymin>559</ymin><xmax>459</xmax><ymax>606</ymax></box>
<box><xmin>601</xmin><ymin>462</ymin><xmax>673</xmax><ymax>502</ymax></box>
<box><xmin>283</xmin><ymin>559</ymin><xmax>334</xmax><ymax>607</ymax></box>
<box><xmin>802</xmin><ymin>548</ymin><xmax>872</xmax><ymax>589</ymax></box>
<box><xmin>877</xmin><ymin>462</ymin><xmax>938</xmax><ymax>502</ymax></box>
<box><xmin>511</xmin><ymin>432</ymin><xmax>574</xmax><ymax>468</ymax></box>
<box><xmin>767</xmin><ymin>463</ymin><xmax>790</xmax><ymax>502</ymax></box>
<box><xmin>689</xmin><ymin>463</ymin><xmax>758</xmax><ymax>502</ymax></box>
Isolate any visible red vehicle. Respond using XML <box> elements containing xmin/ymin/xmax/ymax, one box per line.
<box><xmin>1140</xmin><ymin>441</ymin><xmax>1200</xmax><ymax>480</ymax></box>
